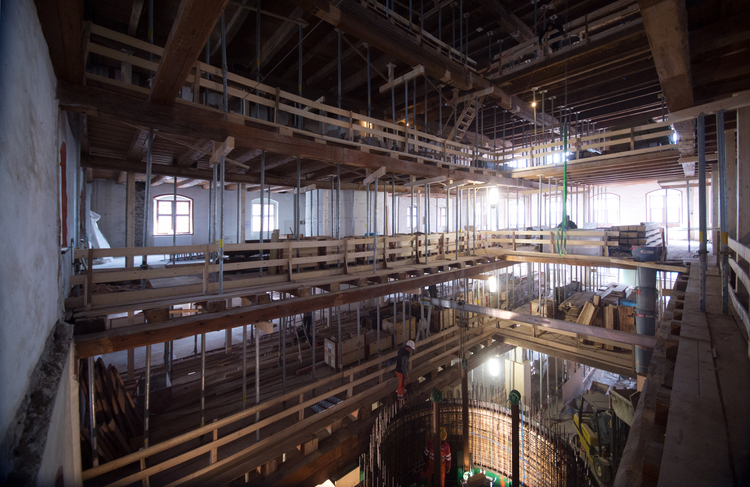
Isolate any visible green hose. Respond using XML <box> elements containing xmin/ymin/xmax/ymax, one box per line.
<box><xmin>557</xmin><ymin>123</ymin><xmax>568</xmax><ymax>256</ymax></box>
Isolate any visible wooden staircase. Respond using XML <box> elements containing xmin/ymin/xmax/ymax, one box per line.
<box><xmin>447</xmin><ymin>96</ymin><xmax>485</xmax><ymax>142</ymax></box>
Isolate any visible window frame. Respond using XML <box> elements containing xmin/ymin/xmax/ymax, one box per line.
<box><xmin>153</xmin><ymin>194</ymin><xmax>194</xmax><ymax>236</ymax></box>
<box><xmin>406</xmin><ymin>206</ymin><xmax>418</xmax><ymax>231</ymax></box>
<box><xmin>646</xmin><ymin>189</ymin><xmax>682</xmax><ymax>227</ymax></box>
<box><xmin>250</xmin><ymin>198</ymin><xmax>279</xmax><ymax>235</ymax></box>
<box><xmin>588</xmin><ymin>192</ymin><xmax>620</xmax><ymax>227</ymax></box>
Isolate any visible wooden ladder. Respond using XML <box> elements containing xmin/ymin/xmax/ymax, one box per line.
<box><xmin>447</xmin><ymin>96</ymin><xmax>485</xmax><ymax>142</ymax></box>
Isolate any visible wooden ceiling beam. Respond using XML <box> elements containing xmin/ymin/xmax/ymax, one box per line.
<box><xmin>249</xmin><ymin>7</ymin><xmax>305</xmax><ymax>75</ymax></box>
<box><xmin>475</xmin><ymin>0</ymin><xmax>534</xmax><ymax>42</ymax></box>
<box><xmin>34</xmin><ymin>0</ymin><xmax>85</xmax><ymax>84</ymax></box>
<box><xmin>210</xmin><ymin>0</ymin><xmax>255</xmax><ymax>57</ymax></box>
<box><xmin>127</xmin><ymin>0</ymin><xmax>146</xmax><ymax>37</ymax></box>
<box><xmin>637</xmin><ymin>0</ymin><xmax>694</xmax><ymax>159</ymax></box>
<box><xmin>149</xmin><ymin>0</ymin><xmax>230</xmax><ymax>106</ymax></box>
<box><xmin>59</xmin><ymin>81</ymin><xmax>536</xmax><ymax>188</ymax></box>
<box><xmin>288</xmin><ymin>0</ymin><xmax>553</xmax><ymax>128</ymax></box>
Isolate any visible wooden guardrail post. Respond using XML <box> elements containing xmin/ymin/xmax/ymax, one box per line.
<box><xmin>86</xmin><ymin>248</ymin><xmax>93</xmax><ymax>309</ymax></box>
<box><xmin>203</xmin><ymin>244</ymin><xmax>209</xmax><ymax>294</ymax></box>
<box><xmin>210</xmin><ymin>418</ymin><xmax>218</xmax><ymax>464</ymax></box>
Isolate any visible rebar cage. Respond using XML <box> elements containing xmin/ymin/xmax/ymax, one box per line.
<box><xmin>364</xmin><ymin>397</ymin><xmax>588</xmax><ymax>486</ymax></box>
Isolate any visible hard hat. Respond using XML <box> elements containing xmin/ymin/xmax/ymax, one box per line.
<box><xmin>406</xmin><ymin>340</ymin><xmax>416</xmax><ymax>351</ymax></box>
<box><xmin>440</xmin><ymin>428</ymin><xmax>448</xmax><ymax>441</ymax></box>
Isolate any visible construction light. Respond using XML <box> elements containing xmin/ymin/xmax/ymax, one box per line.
<box><xmin>488</xmin><ymin>187</ymin><xmax>500</xmax><ymax>205</ymax></box>
<box><xmin>532</xmin><ymin>102</ymin><xmax>537</xmax><ymax>107</ymax></box>
<box><xmin>488</xmin><ymin>275</ymin><xmax>498</xmax><ymax>293</ymax></box>
<box><xmin>489</xmin><ymin>358</ymin><xmax>500</xmax><ymax>377</ymax></box>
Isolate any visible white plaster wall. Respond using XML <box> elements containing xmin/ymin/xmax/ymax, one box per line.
<box><xmin>0</xmin><ymin>0</ymin><xmax>66</xmax><ymax>446</ymax></box>
<box><xmin>37</xmin><ymin>349</ymin><xmax>81</xmax><ymax>487</ymax></box>
<box><xmin>91</xmin><ymin>180</ymin><xmax>127</xmax><ymax>248</ymax></box>
<box><xmin>91</xmin><ymin>183</ymin><xmax>300</xmax><ymax>246</ymax></box>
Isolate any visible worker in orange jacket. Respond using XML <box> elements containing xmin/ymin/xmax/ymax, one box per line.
<box><xmin>421</xmin><ymin>428</ymin><xmax>451</xmax><ymax>487</ymax></box>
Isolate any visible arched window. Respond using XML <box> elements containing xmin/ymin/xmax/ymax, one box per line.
<box><xmin>153</xmin><ymin>195</ymin><xmax>193</xmax><ymax>235</ymax></box>
<box><xmin>251</xmin><ymin>198</ymin><xmax>278</xmax><ymax>235</ymax></box>
<box><xmin>589</xmin><ymin>193</ymin><xmax>620</xmax><ymax>226</ymax></box>
<box><xmin>646</xmin><ymin>189</ymin><xmax>681</xmax><ymax>227</ymax></box>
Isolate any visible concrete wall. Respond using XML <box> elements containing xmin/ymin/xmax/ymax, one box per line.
<box><xmin>0</xmin><ymin>0</ymin><xmax>80</xmax><ymax>482</ymax></box>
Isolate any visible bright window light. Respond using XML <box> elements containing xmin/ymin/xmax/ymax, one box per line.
<box><xmin>488</xmin><ymin>276</ymin><xmax>498</xmax><ymax>293</ymax></box>
<box><xmin>489</xmin><ymin>358</ymin><xmax>500</xmax><ymax>377</ymax></box>
<box><xmin>488</xmin><ymin>187</ymin><xmax>500</xmax><ymax>205</ymax></box>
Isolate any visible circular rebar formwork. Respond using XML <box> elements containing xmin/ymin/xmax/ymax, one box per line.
<box><xmin>364</xmin><ymin>398</ymin><xmax>587</xmax><ymax>486</ymax></box>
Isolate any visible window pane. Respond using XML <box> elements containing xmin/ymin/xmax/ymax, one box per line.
<box><xmin>158</xmin><ymin>201</ymin><xmax>172</xmax><ymax>214</ymax></box>
<box><xmin>667</xmin><ymin>193</ymin><xmax>680</xmax><ymax>207</ymax></box>
<box><xmin>650</xmin><ymin>195</ymin><xmax>664</xmax><ymax>209</ymax></box>
<box><xmin>176</xmin><ymin>216</ymin><xmax>190</xmax><ymax>233</ymax></box>
<box><xmin>667</xmin><ymin>208</ymin><xmax>680</xmax><ymax>223</ymax></box>
<box><xmin>176</xmin><ymin>201</ymin><xmax>190</xmax><ymax>215</ymax></box>
<box><xmin>157</xmin><ymin>218</ymin><xmax>172</xmax><ymax>234</ymax></box>
<box><xmin>252</xmin><ymin>216</ymin><xmax>260</xmax><ymax>232</ymax></box>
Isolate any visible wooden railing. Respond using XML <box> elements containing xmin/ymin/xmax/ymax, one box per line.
<box><xmin>84</xmin><ymin>22</ymin><xmax>677</xmax><ymax>180</ymax></box>
<box><xmin>728</xmin><ymin>238</ymin><xmax>750</xmax><ymax>347</ymax></box>
<box><xmin>68</xmin><ymin>230</ymin><xmax>615</xmax><ymax>309</ymax></box>
<box><xmin>80</xmin><ymin>324</ymin><xmax>495</xmax><ymax>486</ymax></box>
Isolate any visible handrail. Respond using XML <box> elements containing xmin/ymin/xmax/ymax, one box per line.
<box><xmin>81</xmin><ymin>324</ymin><xmax>493</xmax><ymax>484</ymax></box>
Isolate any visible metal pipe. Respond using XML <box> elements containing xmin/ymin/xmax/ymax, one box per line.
<box><xmin>221</xmin><ymin>13</ymin><xmax>228</xmax><ymax>112</ymax></box>
<box><xmin>687</xmin><ymin>179</ymin><xmax>691</xmax><ymax>252</ymax></box>
<box><xmin>200</xmin><ymin>334</ymin><xmax>205</xmax><ymax>426</ymax></box>
<box><xmin>298</xmin><ymin>25</ymin><xmax>303</xmax><ymax>129</ymax></box>
<box><xmin>717</xmin><ymin>110</ymin><xmax>729</xmax><ymax>315</ymax></box>
<box><xmin>219</xmin><ymin>156</ymin><xmax>225</xmax><ymax>294</ymax></box>
<box><xmin>259</xmin><ymin>152</ymin><xmax>264</xmax><ymax>277</ymax></box>
<box><xmin>392</xmin><ymin>173</ymin><xmax>396</xmax><ymax>237</ymax></box>
<box><xmin>698</xmin><ymin>113</ymin><xmax>707</xmax><ymax>311</ymax></box>
<box><xmin>88</xmin><ymin>357</ymin><xmax>98</xmax><ymax>466</ymax></box>
<box><xmin>172</xmin><ymin>176</ymin><xmax>177</xmax><ymax>262</ymax></box>
<box><xmin>141</xmin><ymin>129</ymin><xmax>153</xmax><ymax>271</ymax></box>
<box><xmin>374</xmin><ymin>177</ymin><xmax>378</xmax><ymax>272</ymax></box>
<box><xmin>144</xmin><ymin>344</ymin><xmax>151</xmax><ymax>446</ymax></box>
<box><xmin>242</xmin><ymin>326</ymin><xmax>247</xmax><ymax>409</ymax></box>
<box><xmin>255</xmin><ymin>326</ymin><xmax>260</xmax><ymax>440</ymax></box>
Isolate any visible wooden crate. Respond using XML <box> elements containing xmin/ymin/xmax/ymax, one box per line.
<box><xmin>383</xmin><ymin>314</ymin><xmax>417</xmax><ymax>344</ymax></box>
<box><xmin>365</xmin><ymin>330</ymin><xmax>393</xmax><ymax>356</ymax></box>
<box><xmin>530</xmin><ymin>299</ymin><xmax>555</xmax><ymax>317</ymax></box>
<box><xmin>324</xmin><ymin>336</ymin><xmax>360</xmax><ymax>369</ymax></box>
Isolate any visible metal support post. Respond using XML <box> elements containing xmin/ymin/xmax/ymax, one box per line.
<box><xmin>144</xmin><ymin>344</ymin><xmax>151</xmax><ymax>447</ymax></box>
<box><xmin>219</xmin><ymin>156</ymin><xmax>225</xmax><ymax>294</ymax></box>
<box><xmin>717</xmin><ymin>110</ymin><xmax>729</xmax><ymax>314</ymax></box>
<box><xmin>374</xmin><ymin>177</ymin><xmax>378</xmax><ymax>271</ymax></box>
<box><xmin>88</xmin><ymin>357</ymin><xmax>98</xmax><ymax>466</ymax></box>
<box><xmin>698</xmin><ymin>114</ymin><xmax>708</xmax><ymax>311</ymax></box>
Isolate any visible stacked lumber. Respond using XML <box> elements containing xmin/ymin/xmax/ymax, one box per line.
<box><xmin>558</xmin><ymin>291</ymin><xmax>596</xmax><ymax>321</ymax></box>
<box><xmin>80</xmin><ymin>358</ymin><xmax>143</xmax><ymax>468</ymax></box>
<box><xmin>611</xmin><ymin>222</ymin><xmax>662</xmax><ymax>246</ymax></box>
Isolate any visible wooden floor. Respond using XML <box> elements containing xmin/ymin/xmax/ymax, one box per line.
<box><xmin>616</xmin><ymin>258</ymin><xmax>749</xmax><ymax>486</ymax></box>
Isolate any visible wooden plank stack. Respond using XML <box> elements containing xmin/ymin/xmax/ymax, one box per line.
<box><xmin>558</xmin><ymin>291</ymin><xmax>596</xmax><ymax>321</ymax></box>
<box><xmin>80</xmin><ymin>358</ymin><xmax>143</xmax><ymax>468</ymax></box>
<box><xmin>558</xmin><ymin>284</ymin><xmax>638</xmax><ymax>349</ymax></box>
<box><xmin>611</xmin><ymin>222</ymin><xmax>662</xmax><ymax>246</ymax></box>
